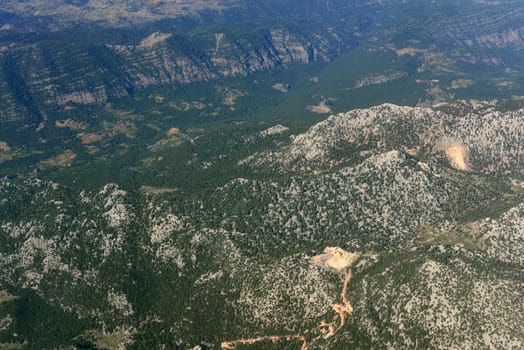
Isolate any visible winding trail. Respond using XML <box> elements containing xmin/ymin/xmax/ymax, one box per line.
<box><xmin>221</xmin><ymin>250</ymin><xmax>359</xmax><ymax>350</ymax></box>
<box><xmin>324</xmin><ymin>269</ymin><xmax>354</xmax><ymax>335</ymax></box>
<box><xmin>312</xmin><ymin>266</ymin><xmax>354</xmax><ymax>343</ymax></box>
<box><xmin>221</xmin><ymin>335</ymin><xmax>307</xmax><ymax>350</ymax></box>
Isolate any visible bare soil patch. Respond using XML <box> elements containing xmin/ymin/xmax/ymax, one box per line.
<box><xmin>40</xmin><ymin>150</ymin><xmax>77</xmax><ymax>167</ymax></box>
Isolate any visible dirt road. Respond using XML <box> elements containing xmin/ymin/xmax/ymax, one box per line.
<box><xmin>221</xmin><ymin>250</ymin><xmax>359</xmax><ymax>350</ymax></box>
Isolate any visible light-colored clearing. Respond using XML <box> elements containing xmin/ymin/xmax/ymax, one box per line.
<box><xmin>140</xmin><ymin>186</ymin><xmax>177</xmax><ymax>194</ymax></box>
<box><xmin>0</xmin><ymin>141</ymin><xmax>10</xmax><ymax>152</ymax></box>
<box><xmin>167</xmin><ymin>127</ymin><xmax>180</xmax><ymax>137</ymax></box>
<box><xmin>138</xmin><ymin>32</ymin><xmax>172</xmax><ymax>48</ymax></box>
<box><xmin>449</xmin><ymin>79</ymin><xmax>475</xmax><ymax>90</ymax></box>
<box><xmin>272</xmin><ymin>83</ymin><xmax>291</xmax><ymax>93</ymax></box>
<box><xmin>181</xmin><ymin>101</ymin><xmax>206</xmax><ymax>112</ymax></box>
<box><xmin>395</xmin><ymin>47</ymin><xmax>426</xmax><ymax>56</ymax></box>
<box><xmin>0</xmin><ymin>291</ymin><xmax>18</xmax><ymax>304</ymax></box>
<box><xmin>173</xmin><ymin>100</ymin><xmax>206</xmax><ymax>111</ymax></box>
<box><xmin>260</xmin><ymin>124</ymin><xmax>289</xmax><ymax>137</ymax></box>
<box><xmin>56</xmin><ymin>91</ymin><xmax>100</xmax><ymax>105</ymax></box>
<box><xmin>313</xmin><ymin>247</ymin><xmax>360</xmax><ymax>272</ymax></box>
<box><xmin>40</xmin><ymin>150</ymin><xmax>77</xmax><ymax>167</ymax></box>
<box><xmin>445</xmin><ymin>145</ymin><xmax>469</xmax><ymax>171</ymax></box>
<box><xmin>217</xmin><ymin>87</ymin><xmax>246</xmax><ymax>106</ymax></box>
<box><xmin>78</xmin><ymin>133</ymin><xmax>103</xmax><ymax>145</ymax></box>
<box><xmin>306</xmin><ymin>100</ymin><xmax>332</xmax><ymax>114</ymax></box>
<box><xmin>36</xmin><ymin>122</ymin><xmax>45</xmax><ymax>132</ymax></box>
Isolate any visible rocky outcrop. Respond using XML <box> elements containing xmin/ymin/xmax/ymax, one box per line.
<box><xmin>250</xmin><ymin>103</ymin><xmax>524</xmax><ymax>174</ymax></box>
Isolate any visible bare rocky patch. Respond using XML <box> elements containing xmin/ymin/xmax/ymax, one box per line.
<box><xmin>260</xmin><ymin>124</ymin><xmax>289</xmax><ymax>137</ymax></box>
<box><xmin>306</xmin><ymin>99</ymin><xmax>332</xmax><ymax>114</ymax></box>
<box><xmin>138</xmin><ymin>32</ymin><xmax>172</xmax><ymax>48</ymax></box>
<box><xmin>445</xmin><ymin>145</ymin><xmax>469</xmax><ymax>171</ymax></box>
<box><xmin>0</xmin><ymin>141</ymin><xmax>11</xmax><ymax>152</ymax></box>
<box><xmin>55</xmin><ymin>119</ymin><xmax>89</xmax><ymax>131</ymax></box>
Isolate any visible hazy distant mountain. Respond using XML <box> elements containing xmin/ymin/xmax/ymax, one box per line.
<box><xmin>0</xmin><ymin>0</ymin><xmax>384</xmax><ymax>28</ymax></box>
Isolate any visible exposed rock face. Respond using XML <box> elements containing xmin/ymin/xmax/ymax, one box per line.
<box><xmin>106</xmin><ymin>27</ymin><xmax>348</xmax><ymax>88</ymax></box>
<box><xmin>313</xmin><ymin>247</ymin><xmax>359</xmax><ymax>272</ymax></box>
<box><xmin>138</xmin><ymin>32</ymin><xmax>173</xmax><ymax>48</ymax></box>
<box><xmin>2</xmin><ymin>0</ymin><xmax>524</xmax><ymax>131</ymax></box>
<box><xmin>429</xmin><ymin>7</ymin><xmax>524</xmax><ymax>50</ymax></box>
<box><xmin>260</xmin><ymin>124</ymin><xmax>289</xmax><ymax>137</ymax></box>
<box><xmin>444</xmin><ymin>144</ymin><xmax>469</xmax><ymax>171</ymax></box>
<box><xmin>307</xmin><ymin>99</ymin><xmax>333</xmax><ymax>114</ymax></box>
<box><xmin>0</xmin><ymin>24</ymin><xmax>354</xmax><ymax>127</ymax></box>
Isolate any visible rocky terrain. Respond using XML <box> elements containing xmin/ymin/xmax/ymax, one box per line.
<box><xmin>0</xmin><ymin>1</ymin><xmax>523</xmax><ymax>349</ymax></box>
<box><xmin>250</xmin><ymin>104</ymin><xmax>523</xmax><ymax>174</ymax></box>
<box><xmin>0</xmin><ymin>103</ymin><xmax>522</xmax><ymax>349</ymax></box>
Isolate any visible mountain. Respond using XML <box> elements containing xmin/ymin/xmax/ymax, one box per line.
<box><xmin>0</xmin><ymin>23</ymin><xmax>354</xmax><ymax>124</ymax></box>
<box><xmin>0</xmin><ymin>1</ymin><xmax>523</xmax><ymax>349</ymax></box>
<box><xmin>2</xmin><ymin>0</ymin><xmax>524</xmax><ymax>165</ymax></box>
<box><xmin>0</xmin><ymin>103</ymin><xmax>522</xmax><ymax>349</ymax></box>
<box><xmin>252</xmin><ymin>103</ymin><xmax>523</xmax><ymax>175</ymax></box>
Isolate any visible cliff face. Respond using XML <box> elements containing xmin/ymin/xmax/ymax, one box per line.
<box><xmin>109</xmin><ymin>26</ymin><xmax>351</xmax><ymax>88</ymax></box>
<box><xmin>0</xmin><ymin>23</ymin><xmax>355</xmax><ymax>127</ymax></box>
<box><xmin>2</xmin><ymin>0</ymin><xmax>524</xmax><ymax>131</ymax></box>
